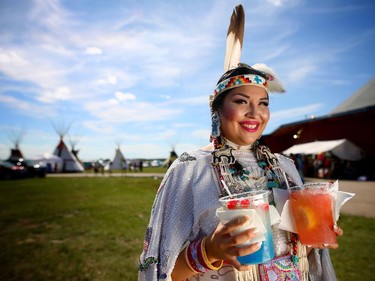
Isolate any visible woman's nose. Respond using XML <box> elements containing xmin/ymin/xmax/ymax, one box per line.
<box><xmin>245</xmin><ymin>104</ymin><xmax>258</xmax><ymax>117</ymax></box>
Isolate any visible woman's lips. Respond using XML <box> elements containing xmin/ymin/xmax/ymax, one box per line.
<box><xmin>240</xmin><ymin>121</ymin><xmax>260</xmax><ymax>133</ymax></box>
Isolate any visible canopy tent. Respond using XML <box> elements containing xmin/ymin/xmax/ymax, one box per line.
<box><xmin>282</xmin><ymin>139</ymin><xmax>363</xmax><ymax>161</ymax></box>
<box><xmin>30</xmin><ymin>153</ymin><xmax>64</xmax><ymax>173</ymax></box>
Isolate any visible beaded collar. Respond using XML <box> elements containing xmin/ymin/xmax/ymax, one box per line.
<box><xmin>211</xmin><ymin>137</ymin><xmax>286</xmax><ymax>198</ymax></box>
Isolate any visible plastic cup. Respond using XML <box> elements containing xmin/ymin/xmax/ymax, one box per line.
<box><xmin>216</xmin><ymin>190</ymin><xmax>274</xmax><ymax>265</ymax></box>
<box><xmin>290</xmin><ymin>182</ymin><xmax>337</xmax><ymax>245</ymax></box>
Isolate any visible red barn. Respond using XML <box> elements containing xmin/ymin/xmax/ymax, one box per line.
<box><xmin>264</xmin><ymin>78</ymin><xmax>375</xmax><ymax>180</ymax></box>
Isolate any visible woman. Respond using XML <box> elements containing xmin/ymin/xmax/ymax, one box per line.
<box><xmin>138</xmin><ymin>6</ymin><xmax>342</xmax><ymax>281</ymax></box>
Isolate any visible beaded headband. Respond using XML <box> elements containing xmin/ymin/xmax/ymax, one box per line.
<box><xmin>214</xmin><ymin>73</ymin><xmax>268</xmax><ymax>99</ymax></box>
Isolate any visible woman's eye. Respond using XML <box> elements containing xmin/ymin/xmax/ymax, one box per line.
<box><xmin>260</xmin><ymin>101</ymin><xmax>269</xmax><ymax>106</ymax></box>
<box><xmin>234</xmin><ymin>99</ymin><xmax>247</xmax><ymax>104</ymax></box>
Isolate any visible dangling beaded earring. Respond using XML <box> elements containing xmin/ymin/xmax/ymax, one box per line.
<box><xmin>210</xmin><ymin>111</ymin><xmax>221</xmax><ymax>142</ymax></box>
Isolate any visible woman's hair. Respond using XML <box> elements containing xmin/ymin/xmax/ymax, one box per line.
<box><xmin>212</xmin><ymin>63</ymin><xmax>268</xmax><ymax>111</ymax></box>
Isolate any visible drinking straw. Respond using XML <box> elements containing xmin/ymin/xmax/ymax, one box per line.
<box><xmin>282</xmin><ymin>171</ymin><xmax>291</xmax><ymax>189</ymax></box>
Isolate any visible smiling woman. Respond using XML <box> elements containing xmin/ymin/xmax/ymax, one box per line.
<box><xmin>138</xmin><ymin>4</ymin><xmax>345</xmax><ymax>281</ymax></box>
<box><xmin>214</xmin><ymin>80</ymin><xmax>270</xmax><ymax>147</ymax></box>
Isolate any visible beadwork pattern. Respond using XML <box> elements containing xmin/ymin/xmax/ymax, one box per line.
<box><xmin>214</xmin><ymin>74</ymin><xmax>268</xmax><ymax>98</ymax></box>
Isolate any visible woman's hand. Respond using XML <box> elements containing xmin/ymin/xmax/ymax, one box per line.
<box><xmin>205</xmin><ymin>215</ymin><xmax>261</xmax><ymax>271</ymax></box>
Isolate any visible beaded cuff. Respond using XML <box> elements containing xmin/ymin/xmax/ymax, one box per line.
<box><xmin>185</xmin><ymin>238</ymin><xmax>224</xmax><ymax>273</ymax></box>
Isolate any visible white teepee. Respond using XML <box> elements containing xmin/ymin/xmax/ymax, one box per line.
<box><xmin>53</xmin><ymin>138</ymin><xmax>84</xmax><ymax>172</ymax></box>
<box><xmin>52</xmin><ymin>121</ymin><xmax>84</xmax><ymax>173</ymax></box>
<box><xmin>68</xmin><ymin>134</ymin><xmax>83</xmax><ymax>164</ymax></box>
<box><xmin>112</xmin><ymin>145</ymin><xmax>127</xmax><ymax>170</ymax></box>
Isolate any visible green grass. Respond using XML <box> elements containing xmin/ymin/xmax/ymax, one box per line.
<box><xmin>0</xmin><ymin>177</ymin><xmax>374</xmax><ymax>280</ymax></box>
<box><xmin>330</xmin><ymin>215</ymin><xmax>375</xmax><ymax>280</ymax></box>
<box><xmin>0</xmin><ymin>177</ymin><xmax>159</xmax><ymax>281</ymax></box>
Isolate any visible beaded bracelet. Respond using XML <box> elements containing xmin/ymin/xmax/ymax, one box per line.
<box><xmin>185</xmin><ymin>238</ymin><xmax>224</xmax><ymax>273</ymax></box>
<box><xmin>187</xmin><ymin>239</ymin><xmax>206</xmax><ymax>273</ymax></box>
<box><xmin>184</xmin><ymin>242</ymin><xmax>199</xmax><ymax>273</ymax></box>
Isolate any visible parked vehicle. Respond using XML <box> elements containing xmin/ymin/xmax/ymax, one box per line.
<box><xmin>0</xmin><ymin>160</ymin><xmax>29</xmax><ymax>179</ymax></box>
<box><xmin>1</xmin><ymin>158</ymin><xmax>47</xmax><ymax>179</ymax></box>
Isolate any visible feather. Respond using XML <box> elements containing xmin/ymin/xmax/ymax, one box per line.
<box><xmin>252</xmin><ymin>63</ymin><xmax>286</xmax><ymax>93</ymax></box>
<box><xmin>224</xmin><ymin>5</ymin><xmax>245</xmax><ymax>72</ymax></box>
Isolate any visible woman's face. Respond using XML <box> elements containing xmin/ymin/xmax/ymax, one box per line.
<box><xmin>218</xmin><ymin>85</ymin><xmax>270</xmax><ymax>146</ymax></box>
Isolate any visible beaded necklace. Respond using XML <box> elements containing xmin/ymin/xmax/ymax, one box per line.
<box><xmin>212</xmin><ymin>136</ymin><xmax>287</xmax><ymax>199</ymax></box>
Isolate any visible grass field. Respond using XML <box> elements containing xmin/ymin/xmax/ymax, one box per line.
<box><xmin>0</xmin><ymin>176</ymin><xmax>374</xmax><ymax>280</ymax></box>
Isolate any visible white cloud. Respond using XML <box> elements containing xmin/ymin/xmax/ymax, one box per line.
<box><xmin>84</xmin><ymin>99</ymin><xmax>182</xmax><ymax>123</ymax></box>
<box><xmin>287</xmin><ymin>64</ymin><xmax>317</xmax><ymax>82</ymax></box>
<box><xmin>96</xmin><ymin>74</ymin><xmax>117</xmax><ymax>85</ymax></box>
<box><xmin>37</xmin><ymin>87</ymin><xmax>72</xmax><ymax>103</ymax></box>
<box><xmin>191</xmin><ymin>129</ymin><xmax>210</xmax><ymax>139</ymax></box>
<box><xmin>0</xmin><ymin>95</ymin><xmax>30</xmax><ymax>111</ymax></box>
<box><xmin>0</xmin><ymin>51</ymin><xmax>28</xmax><ymax>65</ymax></box>
<box><xmin>265</xmin><ymin>0</ymin><xmax>284</xmax><ymax>7</ymax></box>
<box><xmin>108</xmin><ymin>98</ymin><xmax>119</xmax><ymax>106</ymax></box>
<box><xmin>115</xmin><ymin>91</ymin><xmax>136</xmax><ymax>102</ymax></box>
<box><xmin>160</xmin><ymin>95</ymin><xmax>171</xmax><ymax>100</ymax></box>
<box><xmin>29</xmin><ymin>0</ymin><xmax>73</xmax><ymax>30</ymax></box>
<box><xmin>167</xmin><ymin>95</ymin><xmax>208</xmax><ymax>106</ymax></box>
<box><xmin>271</xmin><ymin>103</ymin><xmax>324</xmax><ymax>120</ymax></box>
<box><xmin>86</xmin><ymin>47</ymin><xmax>103</xmax><ymax>55</ymax></box>
<box><xmin>83</xmin><ymin>120</ymin><xmax>116</xmax><ymax>135</ymax></box>
<box><xmin>121</xmin><ymin>143</ymin><xmax>170</xmax><ymax>159</ymax></box>
<box><xmin>0</xmin><ymin>94</ymin><xmax>56</xmax><ymax>118</ymax></box>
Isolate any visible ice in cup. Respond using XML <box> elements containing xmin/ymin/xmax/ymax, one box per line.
<box><xmin>290</xmin><ymin>182</ymin><xmax>337</xmax><ymax>245</ymax></box>
<box><xmin>216</xmin><ymin>190</ymin><xmax>275</xmax><ymax>265</ymax></box>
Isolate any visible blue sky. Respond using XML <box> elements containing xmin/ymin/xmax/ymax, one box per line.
<box><xmin>0</xmin><ymin>0</ymin><xmax>374</xmax><ymax>161</ymax></box>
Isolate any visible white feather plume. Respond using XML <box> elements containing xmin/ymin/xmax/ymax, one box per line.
<box><xmin>224</xmin><ymin>5</ymin><xmax>245</xmax><ymax>72</ymax></box>
<box><xmin>252</xmin><ymin>63</ymin><xmax>286</xmax><ymax>93</ymax></box>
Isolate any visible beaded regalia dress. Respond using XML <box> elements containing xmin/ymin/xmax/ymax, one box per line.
<box><xmin>138</xmin><ymin>141</ymin><xmax>338</xmax><ymax>281</ymax></box>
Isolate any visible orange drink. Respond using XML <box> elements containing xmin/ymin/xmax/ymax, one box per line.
<box><xmin>290</xmin><ymin>184</ymin><xmax>336</xmax><ymax>245</ymax></box>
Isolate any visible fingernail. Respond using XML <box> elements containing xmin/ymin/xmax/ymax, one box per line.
<box><xmin>251</xmin><ymin>227</ymin><xmax>259</xmax><ymax>234</ymax></box>
<box><xmin>237</xmin><ymin>216</ymin><xmax>246</xmax><ymax>223</ymax></box>
<box><xmin>254</xmin><ymin>242</ymin><xmax>262</xmax><ymax>248</ymax></box>
<box><xmin>240</xmin><ymin>216</ymin><xmax>249</xmax><ymax>223</ymax></box>
<box><xmin>333</xmin><ymin>224</ymin><xmax>338</xmax><ymax>231</ymax></box>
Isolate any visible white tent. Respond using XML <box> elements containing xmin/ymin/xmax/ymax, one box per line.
<box><xmin>53</xmin><ymin>139</ymin><xmax>84</xmax><ymax>172</ymax></box>
<box><xmin>282</xmin><ymin>139</ymin><xmax>363</xmax><ymax>161</ymax></box>
<box><xmin>30</xmin><ymin>153</ymin><xmax>64</xmax><ymax>173</ymax></box>
<box><xmin>112</xmin><ymin>148</ymin><xmax>127</xmax><ymax>170</ymax></box>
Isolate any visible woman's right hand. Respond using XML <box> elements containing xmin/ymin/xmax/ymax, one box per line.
<box><xmin>205</xmin><ymin>215</ymin><xmax>262</xmax><ymax>271</ymax></box>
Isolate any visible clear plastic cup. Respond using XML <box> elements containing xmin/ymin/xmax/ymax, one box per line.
<box><xmin>216</xmin><ymin>190</ymin><xmax>275</xmax><ymax>265</ymax></box>
<box><xmin>290</xmin><ymin>182</ymin><xmax>337</xmax><ymax>245</ymax></box>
